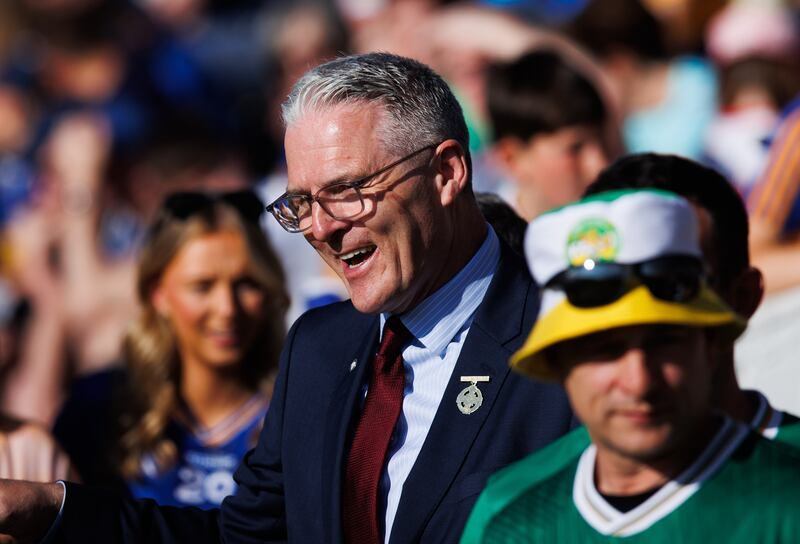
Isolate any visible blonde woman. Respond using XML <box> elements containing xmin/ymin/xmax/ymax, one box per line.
<box><xmin>114</xmin><ymin>190</ymin><xmax>288</xmax><ymax>508</ymax></box>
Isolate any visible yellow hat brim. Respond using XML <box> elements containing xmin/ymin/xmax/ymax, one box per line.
<box><xmin>511</xmin><ymin>284</ymin><xmax>746</xmax><ymax>381</ymax></box>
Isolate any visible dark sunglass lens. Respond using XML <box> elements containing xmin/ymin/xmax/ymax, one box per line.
<box><xmin>224</xmin><ymin>191</ymin><xmax>264</xmax><ymax>222</ymax></box>
<box><xmin>561</xmin><ymin>264</ymin><xmax>629</xmax><ymax>308</ymax></box>
<box><xmin>163</xmin><ymin>193</ymin><xmax>211</xmax><ymax>219</ymax></box>
<box><xmin>644</xmin><ymin>275</ymin><xmax>700</xmax><ymax>302</ymax></box>
<box><xmin>565</xmin><ymin>278</ymin><xmax>628</xmax><ymax>307</ymax></box>
<box><xmin>639</xmin><ymin>257</ymin><xmax>703</xmax><ymax>302</ymax></box>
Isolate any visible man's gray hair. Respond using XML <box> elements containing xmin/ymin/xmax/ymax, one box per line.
<box><xmin>282</xmin><ymin>52</ymin><xmax>470</xmax><ymax>161</ymax></box>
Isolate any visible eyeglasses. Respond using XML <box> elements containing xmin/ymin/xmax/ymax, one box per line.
<box><xmin>266</xmin><ymin>144</ymin><xmax>437</xmax><ymax>233</ymax></box>
<box><xmin>162</xmin><ymin>190</ymin><xmax>264</xmax><ymax>224</ymax></box>
<box><xmin>545</xmin><ymin>255</ymin><xmax>705</xmax><ymax>308</ymax></box>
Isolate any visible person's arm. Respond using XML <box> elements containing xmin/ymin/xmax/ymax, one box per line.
<box><xmin>0</xmin><ymin>479</ymin><xmax>63</xmax><ymax>543</ymax></box>
<box><xmin>0</xmin><ymin>316</ymin><xmax>305</xmax><ymax>543</ymax></box>
<box><xmin>216</xmin><ymin>312</ymin><xmax>306</xmax><ymax>541</ymax></box>
<box><xmin>747</xmin><ymin>109</ymin><xmax>800</xmax><ymax>294</ymax></box>
<box><xmin>57</xmin><ymin>317</ymin><xmax>305</xmax><ymax>542</ymax></box>
<box><xmin>45</xmin><ymin>113</ymin><xmax>138</xmax><ymax>374</ymax></box>
<box><xmin>1</xmin><ymin>208</ymin><xmax>68</xmax><ymax>426</ymax></box>
<box><xmin>53</xmin><ymin>318</ymin><xmax>306</xmax><ymax>543</ymax></box>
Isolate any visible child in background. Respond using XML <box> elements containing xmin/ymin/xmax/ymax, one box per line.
<box><xmin>487</xmin><ymin>49</ymin><xmax>612</xmax><ymax>220</ymax></box>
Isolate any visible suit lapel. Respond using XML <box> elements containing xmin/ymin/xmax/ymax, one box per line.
<box><xmin>389</xmin><ymin>246</ymin><xmax>536</xmax><ymax>543</ymax></box>
<box><xmin>321</xmin><ymin>316</ymin><xmax>380</xmax><ymax>543</ymax></box>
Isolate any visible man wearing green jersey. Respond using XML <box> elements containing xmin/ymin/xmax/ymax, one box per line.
<box><xmin>583</xmin><ymin>153</ymin><xmax>800</xmax><ymax>443</ymax></box>
<box><xmin>462</xmin><ymin>189</ymin><xmax>800</xmax><ymax>543</ymax></box>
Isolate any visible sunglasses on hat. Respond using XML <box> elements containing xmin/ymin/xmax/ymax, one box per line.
<box><xmin>161</xmin><ymin>190</ymin><xmax>264</xmax><ymax>223</ymax></box>
<box><xmin>545</xmin><ymin>255</ymin><xmax>705</xmax><ymax>308</ymax></box>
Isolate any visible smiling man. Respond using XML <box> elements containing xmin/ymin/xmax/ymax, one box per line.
<box><xmin>0</xmin><ymin>53</ymin><xmax>573</xmax><ymax>544</ymax></box>
<box><xmin>462</xmin><ymin>190</ymin><xmax>800</xmax><ymax>543</ymax></box>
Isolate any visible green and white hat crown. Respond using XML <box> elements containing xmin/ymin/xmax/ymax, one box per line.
<box><xmin>511</xmin><ymin>189</ymin><xmax>744</xmax><ymax>381</ymax></box>
<box><xmin>525</xmin><ymin>189</ymin><xmax>701</xmax><ymax>291</ymax></box>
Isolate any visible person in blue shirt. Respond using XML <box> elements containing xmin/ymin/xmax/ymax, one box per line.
<box><xmin>113</xmin><ymin>189</ymin><xmax>288</xmax><ymax>508</ymax></box>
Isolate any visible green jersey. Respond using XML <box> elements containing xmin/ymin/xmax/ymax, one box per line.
<box><xmin>462</xmin><ymin>418</ymin><xmax>800</xmax><ymax>543</ymax></box>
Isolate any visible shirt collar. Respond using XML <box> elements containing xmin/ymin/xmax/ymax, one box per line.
<box><xmin>381</xmin><ymin>225</ymin><xmax>500</xmax><ymax>358</ymax></box>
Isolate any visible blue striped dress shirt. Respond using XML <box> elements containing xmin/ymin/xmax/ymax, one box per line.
<box><xmin>378</xmin><ymin>226</ymin><xmax>500</xmax><ymax>542</ymax></box>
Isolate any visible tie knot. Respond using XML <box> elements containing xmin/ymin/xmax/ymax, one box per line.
<box><xmin>377</xmin><ymin>316</ymin><xmax>412</xmax><ymax>359</ymax></box>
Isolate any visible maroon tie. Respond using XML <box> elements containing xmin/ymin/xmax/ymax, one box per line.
<box><xmin>343</xmin><ymin>316</ymin><xmax>412</xmax><ymax>544</ymax></box>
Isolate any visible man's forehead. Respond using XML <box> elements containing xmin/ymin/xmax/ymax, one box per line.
<box><xmin>284</xmin><ymin>104</ymin><xmax>391</xmax><ymax>191</ymax></box>
<box><xmin>286</xmin><ymin>102</ymin><xmax>387</xmax><ymax>139</ymax></box>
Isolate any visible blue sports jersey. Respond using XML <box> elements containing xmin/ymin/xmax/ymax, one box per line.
<box><xmin>127</xmin><ymin>394</ymin><xmax>268</xmax><ymax>509</ymax></box>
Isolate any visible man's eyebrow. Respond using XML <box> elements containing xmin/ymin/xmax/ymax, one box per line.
<box><xmin>285</xmin><ymin>168</ymin><xmax>375</xmax><ymax>195</ymax></box>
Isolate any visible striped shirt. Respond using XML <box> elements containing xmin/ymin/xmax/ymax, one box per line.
<box><xmin>747</xmin><ymin>103</ymin><xmax>800</xmax><ymax>233</ymax></box>
<box><xmin>380</xmin><ymin>225</ymin><xmax>500</xmax><ymax>542</ymax></box>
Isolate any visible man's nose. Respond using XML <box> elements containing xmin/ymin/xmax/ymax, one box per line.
<box><xmin>309</xmin><ymin>201</ymin><xmax>349</xmax><ymax>242</ymax></box>
<box><xmin>618</xmin><ymin>348</ymin><xmax>656</xmax><ymax>397</ymax></box>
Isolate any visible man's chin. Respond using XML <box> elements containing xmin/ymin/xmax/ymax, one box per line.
<box><xmin>349</xmin><ymin>287</ymin><xmax>408</xmax><ymax>315</ymax></box>
<box><xmin>348</xmin><ymin>291</ymin><xmax>388</xmax><ymax>315</ymax></box>
<box><xmin>600</xmin><ymin>431</ymin><xmax>676</xmax><ymax>463</ymax></box>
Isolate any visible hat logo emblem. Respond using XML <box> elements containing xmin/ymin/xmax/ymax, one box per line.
<box><xmin>566</xmin><ymin>218</ymin><xmax>620</xmax><ymax>267</ymax></box>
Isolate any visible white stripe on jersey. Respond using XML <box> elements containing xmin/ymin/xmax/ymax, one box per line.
<box><xmin>573</xmin><ymin>417</ymin><xmax>749</xmax><ymax>537</ymax></box>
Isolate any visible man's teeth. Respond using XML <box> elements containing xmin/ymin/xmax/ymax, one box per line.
<box><xmin>340</xmin><ymin>247</ymin><xmax>373</xmax><ymax>261</ymax></box>
<box><xmin>340</xmin><ymin>246</ymin><xmax>376</xmax><ymax>267</ymax></box>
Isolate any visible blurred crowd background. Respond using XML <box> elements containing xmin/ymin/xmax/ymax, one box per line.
<box><xmin>0</xmin><ymin>0</ymin><xmax>799</xmax><ymax>497</ymax></box>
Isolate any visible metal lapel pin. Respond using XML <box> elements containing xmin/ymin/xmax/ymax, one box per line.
<box><xmin>456</xmin><ymin>376</ymin><xmax>490</xmax><ymax>415</ymax></box>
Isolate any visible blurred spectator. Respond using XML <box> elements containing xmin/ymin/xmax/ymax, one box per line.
<box><xmin>0</xmin><ymin>413</ymin><xmax>77</xmax><ymax>482</ymax></box>
<box><xmin>640</xmin><ymin>0</ymin><xmax>725</xmax><ymax>54</ymax></box>
<box><xmin>0</xmin><ymin>274</ymin><xmax>77</xmax><ymax>482</ymax></box>
<box><xmin>409</xmin><ymin>5</ymin><xmax>622</xmax><ymax>198</ymax></box>
<box><xmin>703</xmin><ymin>3</ymin><xmax>800</xmax><ymax>193</ymax></box>
<box><xmin>475</xmin><ymin>192</ymin><xmax>526</xmax><ymax>255</ymax></box>
<box><xmin>115</xmin><ymin>190</ymin><xmax>287</xmax><ymax>507</ymax></box>
<box><xmin>134</xmin><ymin>0</ymin><xmax>266</xmax><ymax>90</ymax></box>
<box><xmin>257</xmin><ymin>2</ymin><xmax>350</xmax><ymax>324</ymax></box>
<box><xmin>746</xmin><ymin>95</ymin><xmax>800</xmax><ymax>294</ymax></box>
<box><xmin>0</xmin><ymin>108</ymin><xmax>254</xmax><ymax>427</ymax></box>
<box><xmin>477</xmin><ymin>0</ymin><xmax>589</xmax><ymax>26</ymax></box>
<box><xmin>567</xmin><ymin>0</ymin><xmax>717</xmax><ymax>160</ymax></box>
<box><xmin>58</xmin><ymin>190</ymin><xmax>288</xmax><ymax>500</ymax></box>
<box><xmin>348</xmin><ymin>4</ymin><xmax>617</xmax><ymax>160</ymax></box>
<box><xmin>486</xmin><ymin>48</ymin><xmax>612</xmax><ymax>220</ymax></box>
<box><xmin>0</xmin><ymin>84</ymin><xmax>36</xmax><ymax>226</ymax></box>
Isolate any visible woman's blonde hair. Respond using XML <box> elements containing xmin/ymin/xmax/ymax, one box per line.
<box><xmin>116</xmin><ymin>193</ymin><xmax>288</xmax><ymax>479</ymax></box>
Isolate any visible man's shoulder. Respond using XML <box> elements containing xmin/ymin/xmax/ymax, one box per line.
<box><xmin>290</xmin><ymin>300</ymin><xmax>374</xmax><ymax>336</ymax></box>
<box><xmin>461</xmin><ymin>427</ymin><xmax>587</xmax><ymax>544</ymax></box>
<box><xmin>487</xmin><ymin>425</ymin><xmax>587</xmax><ymax>498</ymax></box>
<box><xmin>280</xmin><ymin>301</ymin><xmax>379</xmax><ymax>385</ymax></box>
<box><xmin>719</xmin><ymin>429</ymin><xmax>800</xmax><ymax>500</ymax></box>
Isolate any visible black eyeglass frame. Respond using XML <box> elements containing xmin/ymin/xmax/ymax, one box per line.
<box><xmin>545</xmin><ymin>255</ymin><xmax>706</xmax><ymax>308</ymax></box>
<box><xmin>265</xmin><ymin>143</ymin><xmax>438</xmax><ymax>233</ymax></box>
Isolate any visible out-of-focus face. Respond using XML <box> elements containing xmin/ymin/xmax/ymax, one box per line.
<box><xmin>152</xmin><ymin>230</ymin><xmax>267</xmax><ymax>371</ymax></box>
<box><xmin>550</xmin><ymin>324</ymin><xmax>712</xmax><ymax>462</ymax></box>
<box><xmin>284</xmin><ymin>103</ymin><xmax>451</xmax><ymax>315</ymax></box>
<box><xmin>507</xmin><ymin>124</ymin><xmax>609</xmax><ymax>219</ymax></box>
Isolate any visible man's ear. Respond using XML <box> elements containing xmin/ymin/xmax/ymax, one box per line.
<box><xmin>731</xmin><ymin>266</ymin><xmax>764</xmax><ymax>318</ymax></box>
<box><xmin>435</xmin><ymin>139</ymin><xmax>469</xmax><ymax>207</ymax></box>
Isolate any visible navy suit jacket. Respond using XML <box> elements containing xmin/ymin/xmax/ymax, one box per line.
<box><xmin>58</xmin><ymin>243</ymin><xmax>573</xmax><ymax>543</ymax></box>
